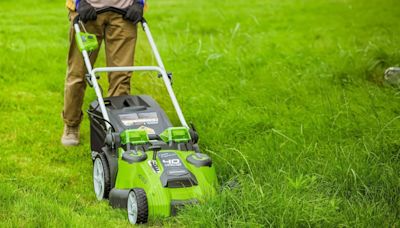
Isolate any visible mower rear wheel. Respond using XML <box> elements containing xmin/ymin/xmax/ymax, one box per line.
<box><xmin>127</xmin><ymin>188</ymin><xmax>148</xmax><ymax>224</ymax></box>
<box><xmin>93</xmin><ymin>154</ymin><xmax>111</xmax><ymax>200</ymax></box>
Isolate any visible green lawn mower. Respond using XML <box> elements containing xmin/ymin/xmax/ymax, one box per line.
<box><xmin>73</xmin><ymin>8</ymin><xmax>218</xmax><ymax>224</ymax></box>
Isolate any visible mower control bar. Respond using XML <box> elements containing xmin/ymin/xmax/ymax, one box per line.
<box><xmin>73</xmin><ymin>7</ymin><xmax>127</xmax><ymax>24</ymax></box>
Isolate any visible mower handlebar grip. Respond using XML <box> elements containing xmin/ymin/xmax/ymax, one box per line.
<box><xmin>96</xmin><ymin>7</ymin><xmax>127</xmax><ymax>15</ymax></box>
<box><xmin>73</xmin><ymin>7</ymin><xmax>147</xmax><ymax>25</ymax></box>
<box><xmin>73</xmin><ymin>7</ymin><xmax>126</xmax><ymax>25</ymax></box>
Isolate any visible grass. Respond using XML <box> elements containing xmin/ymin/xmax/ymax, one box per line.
<box><xmin>0</xmin><ymin>0</ymin><xmax>400</xmax><ymax>226</ymax></box>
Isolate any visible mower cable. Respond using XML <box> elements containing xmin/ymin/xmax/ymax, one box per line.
<box><xmin>87</xmin><ymin>110</ymin><xmax>116</xmax><ymax>132</ymax></box>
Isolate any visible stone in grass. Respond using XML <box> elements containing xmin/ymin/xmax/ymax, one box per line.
<box><xmin>384</xmin><ymin>67</ymin><xmax>400</xmax><ymax>86</ymax></box>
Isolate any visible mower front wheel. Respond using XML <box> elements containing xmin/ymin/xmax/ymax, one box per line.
<box><xmin>127</xmin><ymin>188</ymin><xmax>148</xmax><ymax>224</ymax></box>
<box><xmin>93</xmin><ymin>154</ymin><xmax>111</xmax><ymax>200</ymax></box>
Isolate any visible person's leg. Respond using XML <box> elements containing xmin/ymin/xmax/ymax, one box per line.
<box><xmin>62</xmin><ymin>11</ymin><xmax>105</xmax><ymax>145</ymax></box>
<box><xmin>104</xmin><ymin>12</ymin><xmax>138</xmax><ymax>97</ymax></box>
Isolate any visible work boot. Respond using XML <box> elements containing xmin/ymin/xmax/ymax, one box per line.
<box><xmin>61</xmin><ymin>124</ymin><xmax>80</xmax><ymax>146</ymax></box>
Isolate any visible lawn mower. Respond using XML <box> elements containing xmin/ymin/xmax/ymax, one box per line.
<box><xmin>73</xmin><ymin>8</ymin><xmax>218</xmax><ymax>224</ymax></box>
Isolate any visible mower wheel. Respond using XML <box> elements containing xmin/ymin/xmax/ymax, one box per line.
<box><xmin>93</xmin><ymin>154</ymin><xmax>111</xmax><ymax>200</ymax></box>
<box><xmin>127</xmin><ymin>188</ymin><xmax>148</xmax><ymax>224</ymax></box>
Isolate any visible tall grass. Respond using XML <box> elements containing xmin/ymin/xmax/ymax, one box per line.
<box><xmin>0</xmin><ymin>0</ymin><xmax>399</xmax><ymax>226</ymax></box>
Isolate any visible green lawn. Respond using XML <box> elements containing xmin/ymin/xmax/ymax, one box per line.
<box><xmin>0</xmin><ymin>0</ymin><xmax>400</xmax><ymax>226</ymax></box>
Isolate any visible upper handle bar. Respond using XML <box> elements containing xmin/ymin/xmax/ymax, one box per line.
<box><xmin>73</xmin><ymin>7</ymin><xmax>146</xmax><ymax>25</ymax></box>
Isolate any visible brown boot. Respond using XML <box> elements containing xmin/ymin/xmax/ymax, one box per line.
<box><xmin>61</xmin><ymin>124</ymin><xmax>80</xmax><ymax>146</ymax></box>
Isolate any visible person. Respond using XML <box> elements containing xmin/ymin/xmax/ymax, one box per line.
<box><xmin>62</xmin><ymin>0</ymin><xmax>144</xmax><ymax>146</ymax></box>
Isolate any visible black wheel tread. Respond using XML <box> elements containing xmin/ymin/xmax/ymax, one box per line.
<box><xmin>133</xmin><ymin>188</ymin><xmax>148</xmax><ymax>224</ymax></box>
<box><xmin>97</xmin><ymin>153</ymin><xmax>111</xmax><ymax>199</ymax></box>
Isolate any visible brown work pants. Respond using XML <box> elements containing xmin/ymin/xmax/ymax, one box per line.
<box><xmin>63</xmin><ymin>11</ymin><xmax>137</xmax><ymax>126</ymax></box>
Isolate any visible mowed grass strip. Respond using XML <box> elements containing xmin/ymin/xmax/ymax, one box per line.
<box><xmin>0</xmin><ymin>0</ymin><xmax>399</xmax><ymax>226</ymax></box>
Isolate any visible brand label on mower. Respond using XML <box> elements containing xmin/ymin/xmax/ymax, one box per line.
<box><xmin>162</xmin><ymin>158</ymin><xmax>182</xmax><ymax>167</ymax></box>
<box><xmin>159</xmin><ymin>153</ymin><xmax>183</xmax><ymax>167</ymax></box>
<box><xmin>119</xmin><ymin>112</ymin><xmax>158</xmax><ymax>126</ymax></box>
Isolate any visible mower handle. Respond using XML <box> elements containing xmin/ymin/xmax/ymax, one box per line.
<box><xmin>74</xmin><ymin>7</ymin><xmax>189</xmax><ymax>128</ymax></box>
<box><xmin>73</xmin><ymin>7</ymin><xmax>146</xmax><ymax>25</ymax></box>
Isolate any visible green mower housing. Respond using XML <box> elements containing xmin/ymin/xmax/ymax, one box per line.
<box><xmin>116</xmin><ymin>149</ymin><xmax>217</xmax><ymax>218</ymax></box>
<box><xmin>89</xmin><ymin>95</ymin><xmax>218</xmax><ymax>224</ymax></box>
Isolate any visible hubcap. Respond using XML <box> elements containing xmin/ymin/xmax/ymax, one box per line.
<box><xmin>127</xmin><ymin>191</ymin><xmax>138</xmax><ymax>224</ymax></box>
<box><xmin>93</xmin><ymin>158</ymin><xmax>104</xmax><ymax>200</ymax></box>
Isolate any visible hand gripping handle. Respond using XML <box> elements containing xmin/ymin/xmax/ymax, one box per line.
<box><xmin>73</xmin><ymin>7</ymin><xmax>147</xmax><ymax>25</ymax></box>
